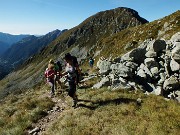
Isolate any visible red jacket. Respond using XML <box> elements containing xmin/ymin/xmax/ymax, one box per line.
<box><xmin>45</xmin><ymin>68</ymin><xmax>55</xmax><ymax>80</ymax></box>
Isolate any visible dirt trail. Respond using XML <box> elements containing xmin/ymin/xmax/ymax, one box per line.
<box><xmin>27</xmin><ymin>90</ymin><xmax>71</xmax><ymax>135</ymax></box>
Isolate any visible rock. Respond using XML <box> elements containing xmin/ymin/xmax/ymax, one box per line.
<box><xmin>136</xmin><ymin>98</ymin><xmax>142</xmax><ymax>105</ymax></box>
<box><xmin>111</xmin><ymin>77</ymin><xmax>131</xmax><ymax>90</ymax></box>
<box><xmin>152</xmin><ymin>86</ymin><xmax>163</xmax><ymax>95</ymax></box>
<box><xmin>137</xmin><ymin>68</ymin><xmax>146</xmax><ymax>79</ymax></box>
<box><xmin>158</xmin><ymin>73</ymin><xmax>166</xmax><ymax>85</ymax></box>
<box><xmin>129</xmin><ymin>47</ymin><xmax>146</xmax><ymax>64</ymax></box>
<box><xmin>145</xmin><ymin>50</ymin><xmax>157</xmax><ymax>58</ymax></box>
<box><xmin>150</xmin><ymin>67</ymin><xmax>159</xmax><ymax>78</ymax></box>
<box><xmin>110</xmin><ymin>63</ymin><xmax>133</xmax><ymax>77</ymax></box>
<box><xmin>97</xmin><ymin>59</ymin><xmax>112</xmax><ymax>75</ymax></box>
<box><xmin>171</xmin><ymin>43</ymin><xmax>180</xmax><ymax>63</ymax></box>
<box><xmin>163</xmin><ymin>76</ymin><xmax>180</xmax><ymax>91</ymax></box>
<box><xmin>170</xmin><ymin>32</ymin><xmax>180</xmax><ymax>43</ymax></box>
<box><xmin>146</xmin><ymin>39</ymin><xmax>166</xmax><ymax>53</ymax></box>
<box><xmin>29</xmin><ymin>127</ymin><xmax>40</xmax><ymax>134</ymax></box>
<box><xmin>92</xmin><ymin>76</ymin><xmax>110</xmax><ymax>89</ymax></box>
<box><xmin>153</xmin><ymin>40</ymin><xmax>166</xmax><ymax>52</ymax></box>
<box><xmin>144</xmin><ymin>58</ymin><xmax>159</xmax><ymax>69</ymax></box>
<box><xmin>170</xmin><ymin>58</ymin><xmax>180</xmax><ymax>72</ymax></box>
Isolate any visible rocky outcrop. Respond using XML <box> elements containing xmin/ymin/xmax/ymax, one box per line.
<box><xmin>95</xmin><ymin>32</ymin><xmax>180</xmax><ymax>101</ymax></box>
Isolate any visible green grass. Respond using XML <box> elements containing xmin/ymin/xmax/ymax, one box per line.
<box><xmin>0</xmin><ymin>85</ymin><xmax>55</xmax><ymax>135</ymax></box>
<box><xmin>44</xmin><ymin>88</ymin><xmax>180</xmax><ymax>135</ymax></box>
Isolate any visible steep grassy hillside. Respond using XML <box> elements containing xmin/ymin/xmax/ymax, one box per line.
<box><xmin>0</xmin><ymin>8</ymin><xmax>179</xmax><ymax>135</ymax></box>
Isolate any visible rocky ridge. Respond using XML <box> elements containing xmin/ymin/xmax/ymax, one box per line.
<box><xmin>93</xmin><ymin>32</ymin><xmax>180</xmax><ymax>101</ymax></box>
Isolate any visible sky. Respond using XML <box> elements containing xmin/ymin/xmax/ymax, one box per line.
<box><xmin>0</xmin><ymin>0</ymin><xmax>179</xmax><ymax>35</ymax></box>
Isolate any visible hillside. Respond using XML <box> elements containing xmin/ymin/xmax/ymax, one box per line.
<box><xmin>0</xmin><ymin>32</ymin><xmax>29</xmax><ymax>55</ymax></box>
<box><xmin>0</xmin><ymin>29</ymin><xmax>67</xmax><ymax>79</ymax></box>
<box><xmin>0</xmin><ymin>7</ymin><xmax>179</xmax><ymax>135</ymax></box>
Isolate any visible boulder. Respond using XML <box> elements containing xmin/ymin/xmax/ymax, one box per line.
<box><xmin>171</xmin><ymin>43</ymin><xmax>180</xmax><ymax>63</ymax></box>
<box><xmin>153</xmin><ymin>40</ymin><xmax>167</xmax><ymax>52</ymax></box>
<box><xmin>97</xmin><ymin>59</ymin><xmax>112</xmax><ymax>75</ymax></box>
<box><xmin>145</xmin><ymin>50</ymin><xmax>157</xmax><ymax>58</ymax></box>
<box><xmin>144</xmin><ymin>58</ymin><xmax>159</xmax><ymax>69</ymax></box>
<box><xmin>152</xmin><ymin>86</ymin><xmax>163</xmax><ymax>95</ymax></box>
<box><xmin>170</xmin><ymin>32</ymin><xmax>180</xmax><ymax>43</ymax></box>
<box><xmin>92</xmin><ymin>76</ymin><xmax>111</xmax><ymax>89</ymax></box>
<box><xmin>146</xmin><ymin>39</ymin><xmax>166</xmax><ymax>53</ymax></box>
<box><xmin>170</xmin><ymin>58</ymin><xmax>180</xmax><ymax>72</ymax></box>
<box><xmin>129</xmin><ymin>47</ymin><xmax>146</xmax><ymax>64</ymax></box>
<box><xmin>163</xmin><ymin>76</ymin><xmax>180</xmax><ymax>91</ymax></box>
<box><xmin>110</xmin><ymin>63</ymin><xmax>133</xmax><ymax>78</ymax></box>
<box><xmin>111</xmin><ymin>77</ymin><xmax>131</xmax><ymax>90</ymax></box>
<box><xmin>137</xmin><ymin>68</ymin><xmax>146</xmax><ymax>79</ymax></box>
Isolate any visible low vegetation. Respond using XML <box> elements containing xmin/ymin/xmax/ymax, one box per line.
<box><xmin>0</xmin><ymin>85</ymin><xmax>55</xmax><ymax>135</ymax></box>
<box><xmin>44</xmin><ymin>87</ymin><xmax>180</xmax><ymax>135</ymax></box>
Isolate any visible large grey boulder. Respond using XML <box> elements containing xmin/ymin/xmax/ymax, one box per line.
<box><xmin>137</xmin><ymin>68</ymin><xmax>147</xmax><ymax>79</ymax></box>
<box><xmin>111</xmin><ymin>77</ymin><xmax>131</xmax><ymax>90</ymax></box>
<box><xmin>163</xmin><ymin>76</ymin><xmax>180</xmax><ymax>91</ymax></box>
<box><xmin>129</xmin><ymin>47</ymin><xmax>146</xmax><ymax>64</ymax></box>
<box><xmin>153</xmin><ymin>40</ymin><xmax>167</xmax><ymax>52</ymax></box>
<box><xmin>171</xmin><ymin>43</ymin><xmax>180</xmax><ymax>63</ymax></box>
<box><xmin>110</xmin><ymin>63</ymin><xmax>133</xmax><ymax>78</ymax></box>
<box><xmin>92</xmin><ymin>76</ymin><xmax>111</xmax><ymax>89</ymax></box>
<box><xmin>144</xmin><ymin>58</ymin><xmax>159</xmax><ymax>69</ymax></box>
<box><xmin>145</xmin><ymin>50</ymin><xmax>157</xmax><ymax>58</ymax></box>
<box><xmin>97</xmin><ymin>59</ymin><xmax>112</xmax><ymax>75</ymax></box>
<box><xmin>170</xmin><ymin>32</ymin><xmax>180</xmax><ymax>43</ymax></box>
<box><xmin>170</xmin><ymin>58</ymin><xmax>180</xmax><ymax>72</ymax></box>
<box><xmin>146</xmin><ymin>39</ymin><xmax>166</xmax><ymax>53</ymax></box>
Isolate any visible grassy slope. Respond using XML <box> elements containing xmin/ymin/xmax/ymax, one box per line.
<box><xmin>0</xmin><ymin>84</ymin><xmax>55</xmax><ymax>135</ymax></box>
<box><xmin>0</xmin><ymin>11</ymin><xmax>179</xmax><ymax>135</ymax></box>
<box><xmin>44</xmin><ymin>87</ymin><xmax>180</xmax><ymax>135</ymax></box>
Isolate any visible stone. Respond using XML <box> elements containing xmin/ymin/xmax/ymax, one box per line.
<box><xmin>163</xmin><ymin>76</ymin><xmax>179</xmax><ymax>91</ymax></box>
<box><xmin>170</xmin><ymin>32</ymin><xmax>180</xmax><ymax>43</ymax></box>
<box><xmin>129</xmin><ymin>47</ymin><xmax>146</xmax><ymax>64</ymax></box>
<box><xmin>152</xmin><ymin>86</ymin><xmax>163</xmax><ymax>95</ymax></box>
<box><xmin>150</xmin><ymin>67</ymin><xmax>159</xmax><ymax>77</ymax></box>
<box><xmin>170</xmin><ymin>58</ymin><xmax>180</xmax><ymax>72</ymax></box>
<box><xmin>97</xmin><ymin>59</ymin><xmax>112</xmax><ymax>75</ymax></box>
<box><xmin>172</xmin><ymin>43</ymin><xmax>180</xmax><ymax>63</ymax></box>
<box><xmin>110</xmin><ymin>63</ymin><xmax>133</xmax><ymax>78</ymax></box>
<box><xmin>137</xmin><ymin>68</ymin><xmax>146</xmax><ymax>79</ymax></box>
<box><xmin>144</xmin><ymin>58</ymin><xmax>159</xmax><ymax>68</ymax></box>
<box><xmin>92</xmin><ymin>76</ymin><xmax>110</xmax><ymax>89</ymax></box>
<box><xmin>145</xmin><ymin>51</ymin><xmax>157</xmax><ymax>58</ymax></box>
<box><xmin>29</xmin><ymin>127</ymin><xmax>40</xmax><ymax>134</ymax></box>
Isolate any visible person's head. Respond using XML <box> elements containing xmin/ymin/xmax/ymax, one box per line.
<box><xmin>48</xmin><ymin>63</ymin><xmax>54</xmax><ymax>69</ymax></box>
<box><xmin>49</xmin><ymin>59</ymin><xmax>54</xmax><ymax>64</ymax></box>
<box><xmin>64</xmin><ymin>53</ymin><xmax>72</xmax><ymax>62</ymax></box>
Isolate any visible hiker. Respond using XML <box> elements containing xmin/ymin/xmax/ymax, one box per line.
<box><xmin>89</xmin><ymin>57</ymin><xmax>94</xmax><ymax>68</ymax></box>
<box><xmin>54</xmin><ymin>61</ymin><xmax>62</xmax><ymax>90</ymax></box>
<box><xmin>65</xmin><ymin>53</ymin><xmax>81</xmax><ymax>86</ymax></box>
<box><xmin>61</xmin><ymin>54</ymin><xmax>78</xmax><ymax>107</ymax></box>
<box><xmin>44</xmin><ymin>59</ymin><xmax>55</xmax><ymax>97</ymax></box>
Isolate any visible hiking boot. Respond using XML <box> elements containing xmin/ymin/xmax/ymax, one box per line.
<box><xmin>72</xmin><ymin>99</ymin><xmax>77</xmax><ymax>107</ymax></box>
<box><xmin>50</xmin><ymin>93</ymin><xmax>55</xmax><ymax>98</ymax></box>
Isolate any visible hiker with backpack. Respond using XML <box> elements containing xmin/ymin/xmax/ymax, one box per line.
<box><xmin>89</xmin><ymin>57</ymin><xmax>94</xmax><ymax>68</ymax></box>
<box><xmin>61</xmin><ymin>54</ymin><xmax>78</xmax><ymax>107</ymax></box>
<box><xmin>54</xmin><ymin>61</ymin><xmax>62</xmax><ymax>90</ymax></box>
<box><xmin>65</xmin><ymin>53</ymin><xmax>81</xmax><ymax>86</ymax></box>
<box><xmin>44</xmin><ymin>59</ymin><xmax>56</xmax><ymax>97</ymax></box>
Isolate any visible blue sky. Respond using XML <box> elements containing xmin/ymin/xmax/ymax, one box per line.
<box><xmin>0</xmin><ymin>0</ymin><xmax>179</xmax><ymax>35</ymax></box>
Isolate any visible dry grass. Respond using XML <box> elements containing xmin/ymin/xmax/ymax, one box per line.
<box><xmin>0</xmin><ymin>85</ymin><xmax>55</xmax><ymax>135</ymax></box>
<box><xmin>44</xmin><ymin>88</ymin><xmax>180</xmax><ymax>135</ymax></box>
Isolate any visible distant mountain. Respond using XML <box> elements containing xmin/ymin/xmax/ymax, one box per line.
<box><xmin>0</xmin><ymin>41</ymin><xmax>9</xmax><ymax>54</ymax></box>
<box><xmin>0</xmin><ymin>29</ymin><xmax>67</xmax><ymax>69</ymax></box>
<box><xmin>39</xmin><ymin>7</ymin><xmax>148</xmax><ymax>59</ymax></box>
<box><xmin>0</xmin><ymin>32</ymin><xmax>30</xmax><ymax>55</ymax></box>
